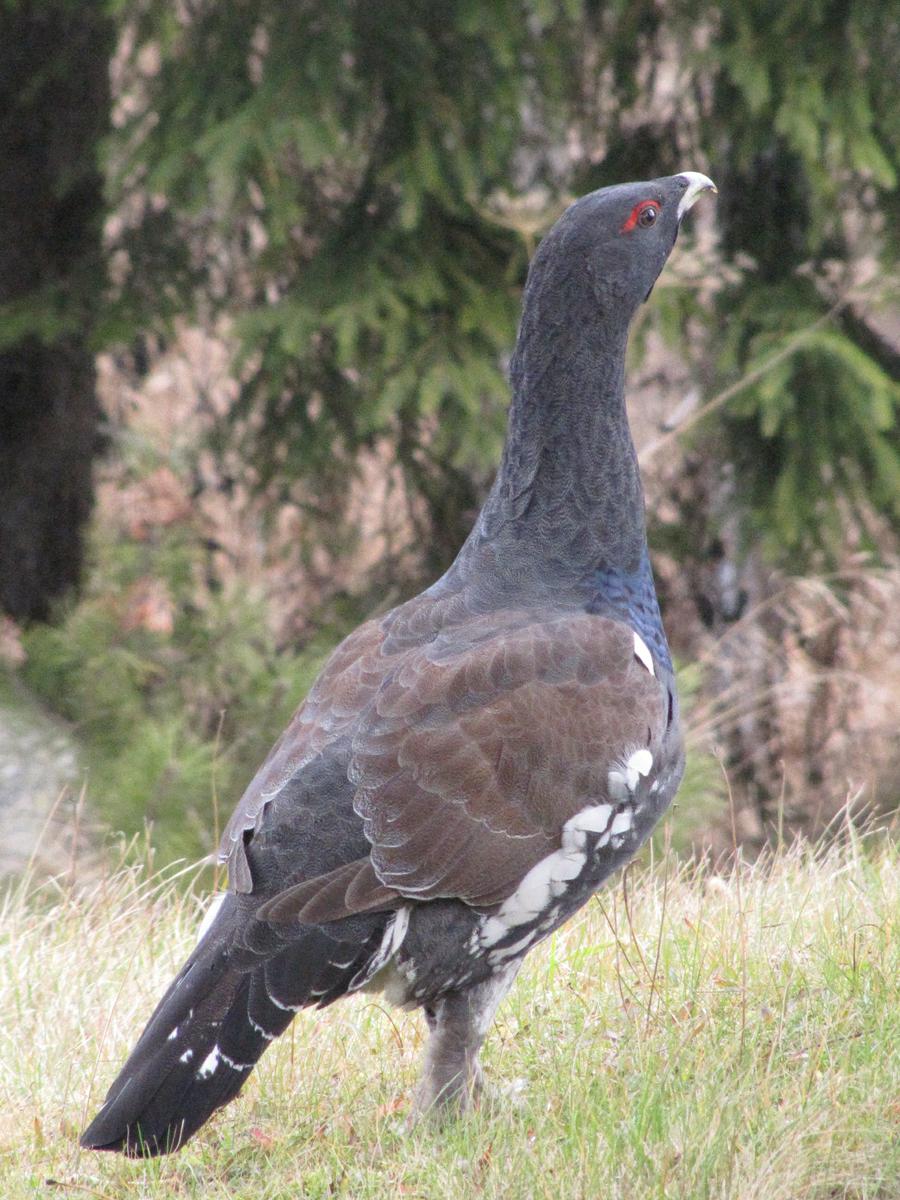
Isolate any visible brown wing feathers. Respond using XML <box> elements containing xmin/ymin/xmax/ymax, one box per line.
<box><xmin>255</xmin><ymin>608</ymin><xmax>666</xmax><ymax>922</ymax></box>
<box><xmin>258</xmin><ymin>858</ymin><xmax>394</xmax><ymax>924</ymax></box>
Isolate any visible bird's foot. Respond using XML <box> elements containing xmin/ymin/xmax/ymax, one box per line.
<box><xmin>408</xmin><ymin>1060</ymin><xmax>483</xmax><ymax>1128</ymax></box>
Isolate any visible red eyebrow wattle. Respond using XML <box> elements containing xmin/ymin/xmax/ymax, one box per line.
<box><xmin>620</xmin><ymin>199</ymin><xmax>659</xmax><ymax>233</ymax></box>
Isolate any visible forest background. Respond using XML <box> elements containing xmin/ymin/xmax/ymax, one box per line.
<box><xmin>1</xmin><ymin>0</ymin><xmax>898</xmax><ymax>875</ymax></box>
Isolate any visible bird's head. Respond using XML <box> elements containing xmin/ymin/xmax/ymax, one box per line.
<box><xmin>521</xmin><ymin>172</ymin><xmax>717</xmax><ymax>340</ymax></box>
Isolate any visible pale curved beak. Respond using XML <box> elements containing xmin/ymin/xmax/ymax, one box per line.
<box><xmin>676</xmin><ymin>171</ymin><xmax>717</xmax><ymax>221</ymax></box>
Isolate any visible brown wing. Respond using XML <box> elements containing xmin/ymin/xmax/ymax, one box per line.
<box><xmin>219</xmin><ymin>594</ymin><xmax>534</xmax><ymax>892</ymax></box>
<box><xmin>348</xmin><ymin>611</ymin><xmax>666</xmax><ymax>908</ymax></box>
<box><xmin>253</xmin><ymin>607</ymin><xmax>668</xmax><ymax>922</ymax></box>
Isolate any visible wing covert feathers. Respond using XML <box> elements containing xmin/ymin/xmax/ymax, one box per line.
<box><xmin>259</xmin><ymin>858</ymin><xmax>396</xmax><ymax>924</ymax></box>
<box><xmin>224</xmin><ymin>604</ymin><xmax>667</xmax><ymax>913</ymax></box>
<box><xmin>353</xmin><ymin>612</ymin><xmax>666</xmax><ymax>907</ymax></box>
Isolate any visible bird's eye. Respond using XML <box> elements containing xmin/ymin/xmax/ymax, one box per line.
<box><xmin>621</xmin><ymin>200</ymin><xmax>661</xmax><ymax>234</ymax></box>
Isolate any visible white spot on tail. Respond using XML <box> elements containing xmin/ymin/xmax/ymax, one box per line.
<box><xmin>196</xmin><ymin>1043</ymin><xmax>251</xmax><ymax>1078</ymax></box>
<box><xmin>268</xmin><ymin>992</ymin><xmax>302</xmax><ymax>1013</ymax></box>
<box><xmin>633</xmin><ymin>632</ymin><xmax>655</xmax><ymax>676</ymax></box>
<box><xmin>249</xmin><ymin>1015</ymin><xmax>276</xmax><ymax>1041</ymax></box>
<box><xmin>166</xmin><ymin>1025</ymin><xmax>179</xmax><ymax>1042</ymax></box>
<box><xmin>179</xmin><ymin>1049</ymin><xmax>193</xmax><ymax>1064</ymax></box>
<box><xmin>219</xmin><ymin>1049</ymin><xmax>252</xmax><ymax>1071</ymax></box>
<box><xmin>197</xmin><ymin>1046</ymin><xmax>221</xmax><ymax>1079</ymax></box>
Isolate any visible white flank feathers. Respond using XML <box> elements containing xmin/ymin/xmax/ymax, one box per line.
<box><xmin>626</xmin><ymin>748</ymin><xmax>653</xmax><ymax>785</ymax></box>
<box><xmin>349</xmin><ymin>906</ymin><xmax>411</xmax><ymax>993</ymax></box>
<box><xmin>482</xmin><ymin>802</ymin><xmax>624</xmax><ymax>945</ymax></box>
<box><xmin>567</xmin><ymin>803</ymin><xmax>613</xmax><ymax>839</ymax></box>
<box><xmin>610</xmin><ymin>811</ymin><xmax>633</xmax><ymax>837</ymax></box>
<box><xmin>610</xmin><ymin>747</ymin><xmax>654</xmax><ymax>799</ymax></box>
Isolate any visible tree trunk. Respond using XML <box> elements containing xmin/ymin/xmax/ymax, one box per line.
<box><xmin>0</xmin><ymin>1</ymin><xmax>113</xmax><ymax>621</ymax></box>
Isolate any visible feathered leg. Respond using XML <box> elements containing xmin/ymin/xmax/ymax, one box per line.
<box><xmin>413</xmin><ymin>962</ymin><xmax>520</xmax><ymax>1116</ymax></box>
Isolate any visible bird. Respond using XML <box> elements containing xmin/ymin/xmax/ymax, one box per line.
<box><xmin>81</xmin><ymin>170</ymin><xmax>716</xmax><ymax>1156</ymax></box>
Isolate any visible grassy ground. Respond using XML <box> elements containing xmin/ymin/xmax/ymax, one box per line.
<box><xmin>1</xmin><ymin>834</ymin><xmax>898</xmax><ymax>1200</ymax></box>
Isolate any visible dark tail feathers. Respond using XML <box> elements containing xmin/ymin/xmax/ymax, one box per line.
<box><xmin>80</xmin><ymin>898</ymin><xmax>289</xmax><ymax>1155</ymax></box>
<box><xmin>81</xmin><ymin>895</ymin><xmax>384</xmax><ymax>1155</ymax></box>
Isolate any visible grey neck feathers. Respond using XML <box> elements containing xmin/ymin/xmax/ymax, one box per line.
<box><xmin>461</xmin><ymin>297</ymin><xmax>646</xmax><ymax>592</ymax></box>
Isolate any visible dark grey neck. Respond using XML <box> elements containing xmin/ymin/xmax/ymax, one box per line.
<box><xmin>455</xmin><ymin>317</ymin><xmax>646</xmax><ymax>594</ymax></box>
